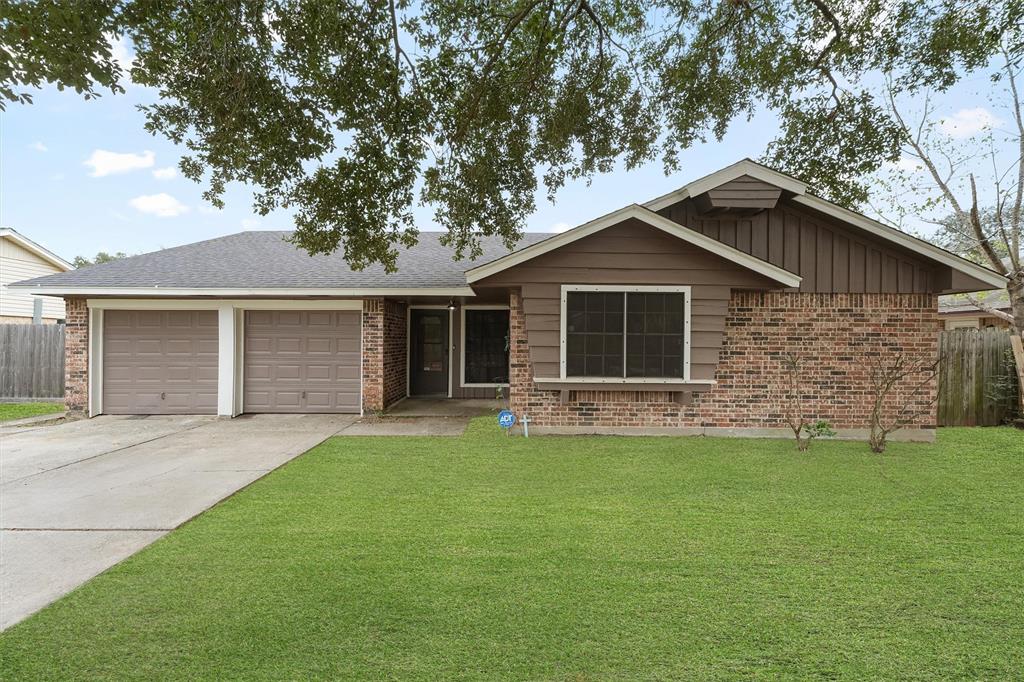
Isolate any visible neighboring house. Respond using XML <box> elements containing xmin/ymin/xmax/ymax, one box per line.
<box><xmin>11</xmin><ymin>160</ymin><xmax>1006</xmax><ymax>441</ymax></box>
<box><xmin>939</xmin><ymin>291</ymin><xmax>1012</xmax><ymax>330</ymax></box>
<box><xmin>0</xmin><ymin>228</ymin><xmax>72</xmax><ymax>323</ymax></box>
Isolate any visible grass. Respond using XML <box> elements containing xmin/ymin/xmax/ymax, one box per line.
<box><xmin>0</xmin><ymin>401</ymin><xmax>63</xmax><ymax>422</ymax></box>
<box><xmin>1</xmin><ymin>422</ymin><xmax>1022</xmax><ymax>680</ymax></box>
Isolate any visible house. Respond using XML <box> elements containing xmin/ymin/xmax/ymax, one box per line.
<box><xmin>0</xmin><ymin>228</ymin><xmax>71</xmax><ymax>323</ymax></box>
<box><xmin>939</xmin><ymin>291</ymin><xmax>1012</xmax><ymax>330</ymax></box>
<box><xmin>10</xmin><ymin>160</ymin><xmax>1006</xmax><ymax>441</ymax></box>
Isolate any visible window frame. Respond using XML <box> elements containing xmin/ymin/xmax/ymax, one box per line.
<box><xmin>559</xmin><ymin>285</ymin><xmax>692</xmax><ymax>382</ymax></box>
<box><xmin>459</xmin><ymin>304</ymin><xmax>511</xmax><ymax>388</ymax></box>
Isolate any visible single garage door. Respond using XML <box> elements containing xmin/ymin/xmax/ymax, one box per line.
<box><xmin>103</xmin><ymin>310</ymin><xmax>218</xmax><ymax>414</ymax></box>
<box><xmin>243</xmin><ymin>310</ymin><xmax>361</xmax><ymax>413</ymax></box>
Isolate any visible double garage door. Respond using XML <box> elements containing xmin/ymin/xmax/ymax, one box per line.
<box><xmin>102</xmin><ymin>309</ymin><xmax>360</xmax><ymax>414</ymax></box>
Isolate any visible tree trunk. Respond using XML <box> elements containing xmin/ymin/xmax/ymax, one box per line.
<box><xmin>1009</xmin><ymin>275</ymin><xmax>1024</xmax><ymax>413</ymax></box>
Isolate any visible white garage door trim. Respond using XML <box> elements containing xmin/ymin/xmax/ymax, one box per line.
<box><xmin>87</xmin><ymin>299</ymin><xmax>364</xmax><ymax>417</ymax></box>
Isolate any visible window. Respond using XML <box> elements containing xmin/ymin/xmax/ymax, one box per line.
<box><xmin>563</xmin><ymin>286</ymin><xmax>689</xmax><ymax>380</ymax></box>
<box><xmin>462</xmin><ymin>308</ymin><xmax>510</xmax><ymax>385</ymax></box>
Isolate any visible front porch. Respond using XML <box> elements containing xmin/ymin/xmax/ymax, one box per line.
<box><xmin>361</xmin><ymin>297</ymin><xmax>511</xmax><ymax>413</ymax></box>
<box><xmin>384</xmin><ymin>397</ymin><xmax>505</xmax><ymax>418</ymax></box>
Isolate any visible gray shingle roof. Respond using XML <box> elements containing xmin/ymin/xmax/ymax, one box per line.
<box><xmin>13</xmin><ymin>231</ymin><xmax>554</xmax><ymax>290</ymax></box>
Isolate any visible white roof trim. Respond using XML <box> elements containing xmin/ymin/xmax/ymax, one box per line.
<box><xmin>0</xmin><ymin>227</ymin><xmax>73</xmax><ymax>271</ymax></box>
<box><xmin>643</xmin><ymin>158</ymin><xmax>808</xmax><ymax>212</ymax></box>
<box><xmin>790</xmin><ymin>195</ymin><xmax>1007</xmax><ymax>289</ymax></box>
<box><xmin>9</xmin><ymin>285</ymin><xmax>478</xmax><ymax>298</ymax></box>
<box><xmin>465</xmin><ymin>204</ymin><xmax>802</xmax><ymax>287</ymax></box>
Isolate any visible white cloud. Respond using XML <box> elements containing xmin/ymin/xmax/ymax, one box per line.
<box><xmin>549</xmin><ymin>221</ymin><xmax>572</xmax><ymax>233</ymax></box>
<box><xmin>892</xmin><ymin>156</ymin><xmax>923</xmax><ymax>173</ymax></box>
<box><xmin>84</xmin><ymin>149</ymin><xmax>155</xmax><ymax>177</ymax></box>
<box><xmin>241</xmin><ymin>218</ymin><xmax>261</xmax><ymax>229</ymax></box>
<box><xmin>106</xmin><ymin>33</ymin><xmax>135</xmax><ymax>76</ymax></box>
<box><xmin>152</xmin><ymin>166</ymin><xmax>177</xmax><ymax>180</ymax></box>
<box><xmin>939</xmin><ymin>108</ymin><xmax>1002</xmax><ymax>138</ymax></box>
<box><xmin>30</xmin><ymin>141</ymin><xmax>47</xmax><ymax>152</ymax></box>
<box><xmin>129</xmin><ymin>193</ymin><xmax>188</xmax><ymax>218</ymax></box>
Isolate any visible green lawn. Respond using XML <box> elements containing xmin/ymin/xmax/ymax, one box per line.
<box><xmin>2</xmin><ymin>422</ymin><xmax>1022</xmax><ymax>679</ymax></box>
<box><xmin>0</xmin><ymin>401</ymin><xmax>63</xmax><ymax>422</ymax></box>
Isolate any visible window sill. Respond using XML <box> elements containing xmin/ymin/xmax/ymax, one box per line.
<box><xmin>535</xmin><ymin>378</ymin><xmax>715</xmax><ymax>390</ymax></box>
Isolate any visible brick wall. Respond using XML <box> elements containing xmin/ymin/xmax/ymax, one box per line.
<box><xmin>64</xmin><ymin>297</ymin><xmax>88</xmax><ymax>414</ymax></box>
<box><xmin>362</xmin><ymin>298</ymin><xmax>407</xmax><ymax>412</ymax></box>
<box><xmin>510</xmin><ymin>290</ymin><xmax>940</xmax><ymax>434</ymax></box>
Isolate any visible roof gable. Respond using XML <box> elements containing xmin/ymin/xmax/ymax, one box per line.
<box><xmin>466</xmin><ymin>204</ymin><xmax>803</xmax><ymax>288</ymax></box>
<box><xmin>641</xmin><ymin>159</ymin><xmax>1005</xmax><ymax>291</ymax></box>
<box><xmin>0</xmin><ymin>228</ymin><xmax>72</xmax><ymax>271</ymax></box>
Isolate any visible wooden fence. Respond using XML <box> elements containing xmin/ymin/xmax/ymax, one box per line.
<box><xmin>0</xmin><ymin>324</ymin><xmax>65</xmax><ymax>400</ymax></box>
<box><xmin>938</xmin><ymin>328</ymin><xmax>1020</xmax><ymax>426</ymax></box>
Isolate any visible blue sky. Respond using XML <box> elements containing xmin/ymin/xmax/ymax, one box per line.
<box><xmin>0</xmin><ymin>43</ymin><xmax>1011</xmax><ymax>264</ymax></box>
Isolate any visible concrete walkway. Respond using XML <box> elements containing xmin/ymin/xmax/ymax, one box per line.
<box><xmin>0</xmin><ymin>413</ymin><xmax>355</xmax><ymax>630</ymax></box>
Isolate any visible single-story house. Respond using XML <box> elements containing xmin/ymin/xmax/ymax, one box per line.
<box><xmin>1</xmin><ymin>228</ymin><xmax>71</xmax><ymax>323</ymax></box>
<box><xmin>939</xmin><ymin>291</ymin><xmax>1012</xmax><ymax>330</ymax></box>
<box><xmin>11</xmin><ymin>160</ymin><xmax>1006</xmax><ymax>440</ymax></box>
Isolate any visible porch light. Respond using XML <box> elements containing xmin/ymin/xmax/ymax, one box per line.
<box><xmin>447</xmin><ymin>300</ymin><xmax>456</xmax><ymax>311</ymax></box>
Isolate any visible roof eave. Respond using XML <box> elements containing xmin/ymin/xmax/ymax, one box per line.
<box><xmin>0</xmin><ymin>228</ymin><xmax>73</xmax><ymax>271</ymax></box>
<box><xmin>6</xmin><ymin>285</ymin><xmax>479</xmax><ymax>298</ymax></box>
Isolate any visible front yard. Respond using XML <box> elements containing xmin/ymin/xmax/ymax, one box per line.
<box><xmin>1</xmin><ymin>422</ymin><xmax>1021</xmax><ymax>679</ymax></box>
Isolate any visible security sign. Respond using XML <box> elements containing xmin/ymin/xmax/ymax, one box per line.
<box><xmin>497</xmin><ymin>410</ymin><xmax>517</xmax><ymax>429</ymax></box>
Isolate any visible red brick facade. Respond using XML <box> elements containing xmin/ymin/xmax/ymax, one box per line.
<box><xmin>361</xmin><ymin>298</ymin><xmax>407</xmax><ymax>412</ymax></box>
<box><xmin>64</xmin><ymin>297</ymin><xmax>89</xmax><ymax>414</ymax></box>
<box><xmin>510</xmin><ymin>290</ymin><xmax>940</xmax><ymax>434</ymax></box>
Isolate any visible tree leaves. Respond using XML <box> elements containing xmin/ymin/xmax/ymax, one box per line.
<box><xmin>2</xmin><ymin>0</ymin><xmax>1021</xmax><ymax>268</ymax></box>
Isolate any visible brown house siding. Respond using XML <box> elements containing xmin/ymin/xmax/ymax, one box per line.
<box><xmin>658</xmin><ymin>197</ymin><xmax>937</xmax><ymax>294</ymax></box>
<box><xmin>477</xmin><ymin>220</ymin><xmax>780</xmax><ymax>381</ymax></box>
<box><xmin>510</xmin><ymin>290</ymin><xmax>940</xmax><ymax>435</ymax></box>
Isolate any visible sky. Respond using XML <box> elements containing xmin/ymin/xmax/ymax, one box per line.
<box><xmin>0</xmin><ymin>40</ymin><xmax>1014</xmax><ymax>265</ymax></box>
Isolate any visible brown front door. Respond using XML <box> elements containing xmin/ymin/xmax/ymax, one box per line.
<box><xmin>102</xmin><ymin>310</ymin><xmax>218</xmax><ymax>414</ymax></box>
<box><xmin>410</xmin><ymin>309</ymin><xmax>449</xmax><ymax>396</ymax></box>
<box><xmin>243</xmin><ymin>310</ymin><xmax>361</xmax><ymax>413</ymax></box>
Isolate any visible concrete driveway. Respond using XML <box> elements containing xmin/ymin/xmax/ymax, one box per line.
<box><xmin>0</xmin><ymin>413</ymin><xmax>355</xmax><ymax>630</ymax></box>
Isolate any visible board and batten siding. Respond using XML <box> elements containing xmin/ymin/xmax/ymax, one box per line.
<box><xmin>474</xmin><ymin>219</ymin><xmax>780</xmax><ymax>381</ymax></box>
<box><xmin>0</xmin><ymin>237</ymin><xmax>66</xmax><ymax>320</ymax></box>
<box><xmin>658</xmin><ymin>197</ymin><xmax>937</xmax><ymax>294</ymax></box>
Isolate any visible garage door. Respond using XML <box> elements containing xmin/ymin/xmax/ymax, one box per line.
<box><xmin>243</xmin><ymin>310</ymin><xmax>361</xmax><ymax>413</ymax></box>
<box><xmin>103</xmin><ymin>310</ymin><xmax>218</xmax><ymax>414</ymax></box>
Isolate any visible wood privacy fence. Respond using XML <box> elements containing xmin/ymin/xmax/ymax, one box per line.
<box><xmin>938</xmin><ymin>328</ymin><xmax>1020</xmax><ymax>427</ymax></box>
<box><xmin>0</xmin><ymin>324</ymin><xmax>65</xmax><ymax>400</ymax></box>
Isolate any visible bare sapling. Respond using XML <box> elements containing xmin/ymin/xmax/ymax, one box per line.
<box><xmin>865</xmin><ymin>350</ymin><xmax>941</xmax><ymax>453</ymax></box>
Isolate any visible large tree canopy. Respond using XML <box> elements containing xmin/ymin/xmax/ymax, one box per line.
<box><xmin>2</xmin><ymin>0</ymin><xmax>1021</xmax><ymax>268</ymax></box>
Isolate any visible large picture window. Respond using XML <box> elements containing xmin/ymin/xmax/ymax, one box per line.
<box><xmin>563</xmin><ymin>287</ymin><xmax>689</xmax><ymax>380</ymax></box>
<box><xmin>462</xmin><ymin>307</ymin><xmax>510</xmax><ymax>385</ymax></box>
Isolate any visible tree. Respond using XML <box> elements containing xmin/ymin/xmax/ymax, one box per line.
<box><xmin>776</xmin><ymin>352</ymin><xmax>835</xmax><ymax>451</ymax></box>
<box><xmin>72</xmin><ymin>251</ymin><xmax>129</xmax><ymax>268</ymax></box>
<box><xmin>873</xmin><ymin>51</ymin><xmax>1023</xmax><ymax>340</ymax></box>
<box><xmin>863</xmin><ymin>350</ymin><xmax>940</xmax><ymax>454</ymax></box>
<box><xmin>2</xmin><ymin>1</ymin><xmax>1021</xmax><ymax>269</ymax></box>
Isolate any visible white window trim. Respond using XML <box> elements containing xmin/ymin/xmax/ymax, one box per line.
<box><xmin>407</xmin><ymin>305</ymin><xmax>453</xmax><ymax>398</ymax></box>
<box><xmin>559</xmin><ymin>284</ymin><xmax>692</xmax><ymax>382</ymax></box>
<box><xmin>460</xmin><ymin>304</ymin><xmax>511</xmax><ymax>388</ymax></box>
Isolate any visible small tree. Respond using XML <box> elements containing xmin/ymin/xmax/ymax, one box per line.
<box><xmin>777</xmin><ymin>353</ymin><xmax>834</xmax><ymax>451</ymax></box>
<box><xmin>864</xmin><ymin>351</ymin><xmax>941</xmax><ymax>453</ymax></box>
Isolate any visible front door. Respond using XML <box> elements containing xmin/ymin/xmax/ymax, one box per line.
<box><xmin>410</xmin><ymin>309</ymin><xmax>449</xmax><ymax>396</ymax></box>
